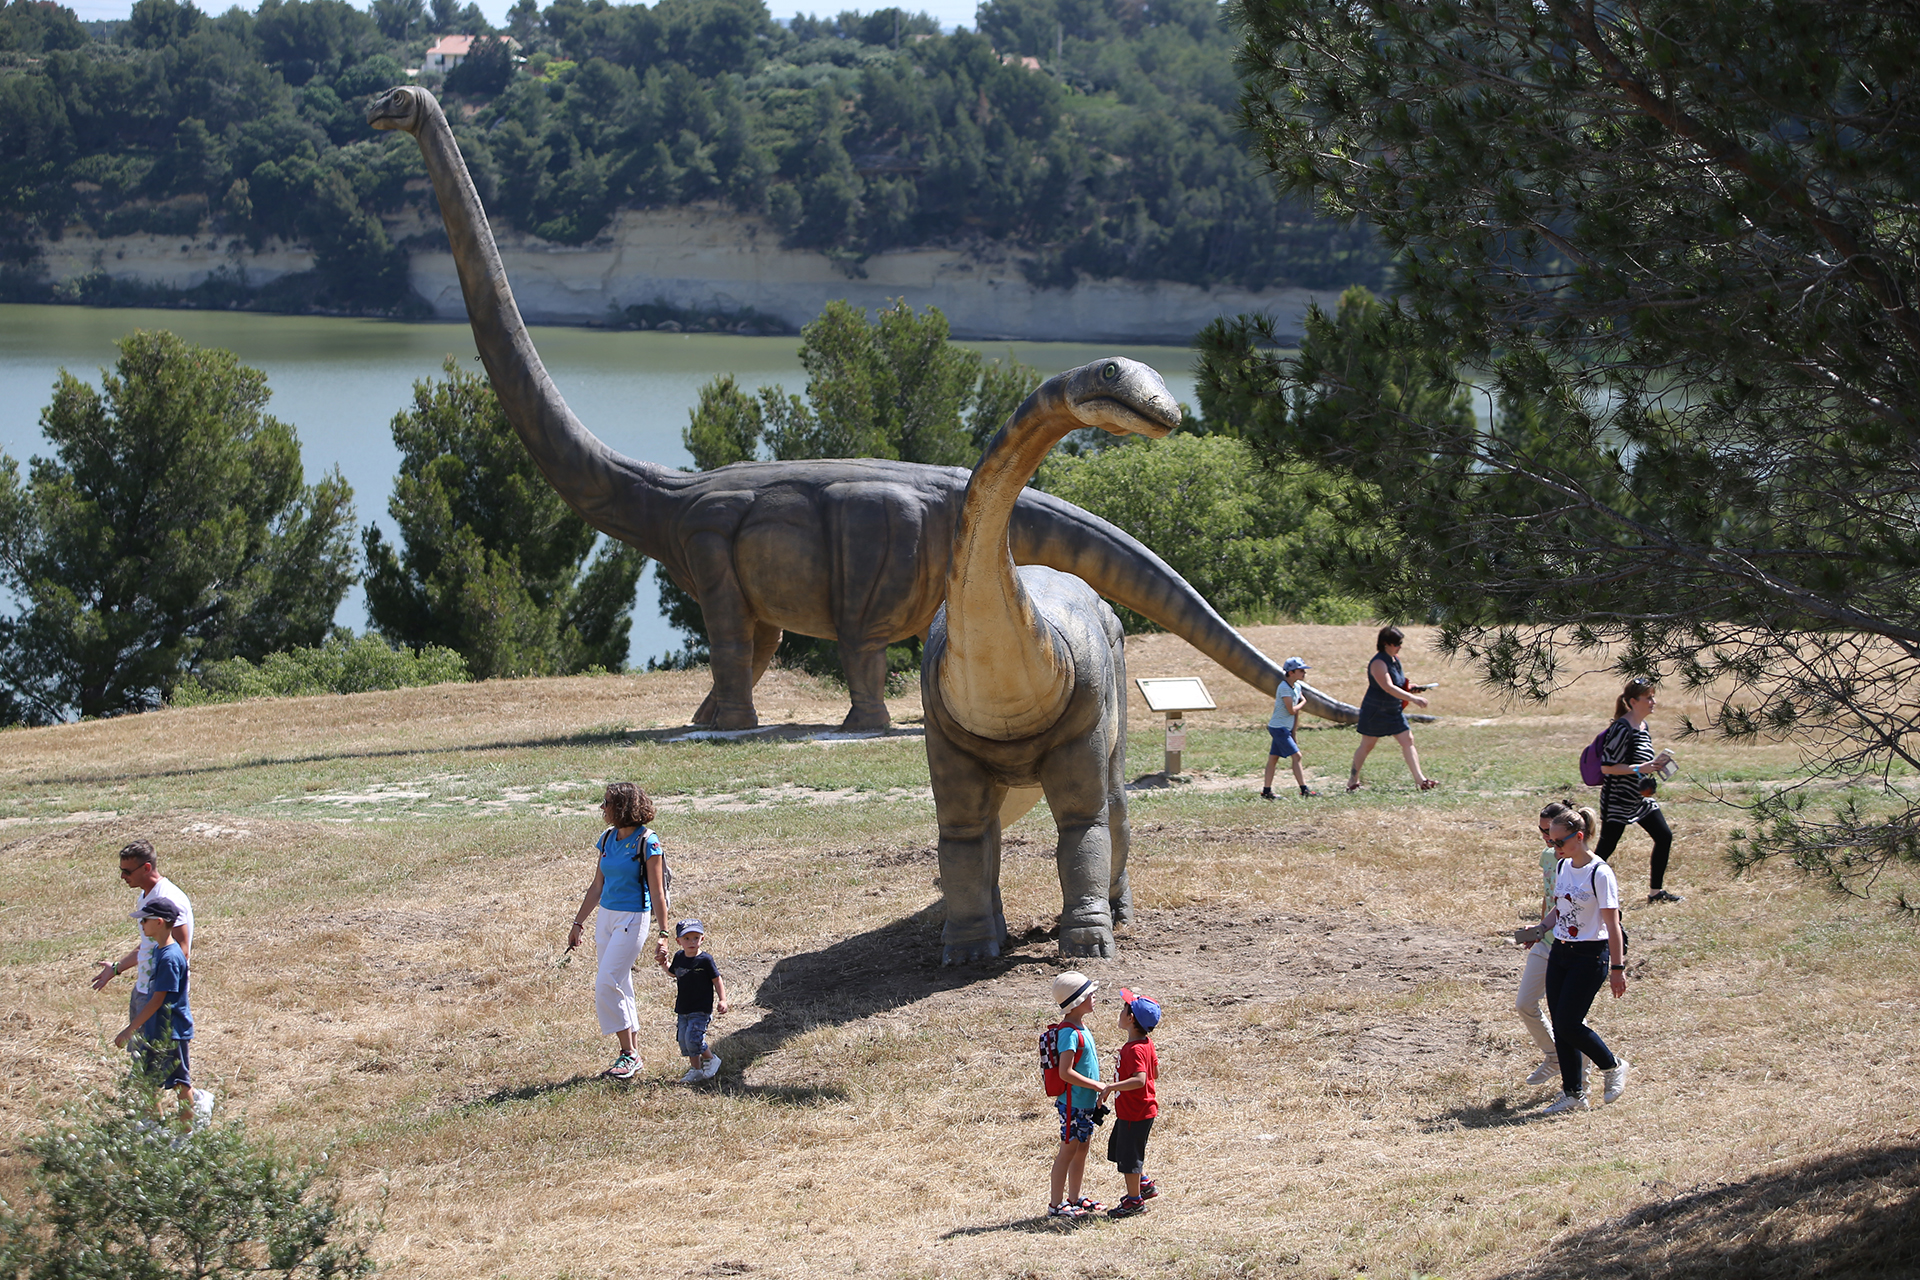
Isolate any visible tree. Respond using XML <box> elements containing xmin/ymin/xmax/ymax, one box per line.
<box><xmin>1203</xmin><ymin>0</ymin><xmax>1920</xmax><ymax>902</ymax></box>
<box><xmin>666</xmin><ymin>299</ymin><xmax>1038</xmax><ymax>671</ymax></box>
<box><xmin>0</xmin><ymin>331</ymin><xmax>355</xmax><ymax>724</ymax></box>
<box><xmin>363</xmin><ymin>360</ymin><xmax>645</xmax><ymax>678</ymax></box>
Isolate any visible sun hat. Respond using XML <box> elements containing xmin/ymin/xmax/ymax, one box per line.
<box><xmin>136</xmin><ymin>898</ymin><xmax>181</xmax><ymax>925</ymax></box>
<box><xmin>675</xmin><ymin>919</ymin><xmax>706</xmax><ymax>938</ymax></box>
<box><xmin>1120</xmin><ymin>987</ymin><xmax>1162</xmax><ymax>1031</ymax></box>
<box><xmin>1051</xmin><ymin>971</ymin><xmax>1098</xmax><ymax>1009</ymax></box>
<box><xmin>1282</xmin><ymin>656</ymin><xmax>1310</xmax><ymax>673</ymax></box>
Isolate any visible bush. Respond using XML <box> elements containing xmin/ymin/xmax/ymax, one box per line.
<box><xmin>0</xmin><ymin>1077</ymin><xmax>378</xmax><ymax>1278</ymax></box>
<box><xmin>1035</xmin><ymin>434</ymin><xmax>1373</xmax><ymax>630</ymax></box>
<box><xmin>171</xmin><ymin>633</ymin><xmax>469</xmax><ymax>706</ymax></box>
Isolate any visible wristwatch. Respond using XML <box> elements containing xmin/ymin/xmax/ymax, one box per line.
<box><xmin>1610</xmin><ymin>964</ymin><xmax>1625</xmax><ymax>971</ymax></box>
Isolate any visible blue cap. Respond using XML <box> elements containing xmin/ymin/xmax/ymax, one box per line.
<box><xmin>1282</xmin><ymin>656</ymin><xmax>1310</xmax><ymax>673</ymax></box>
<box><xmin>676</xmin><ymin>919</ymin><xmax>706</xmax><ymax>938</ymax></box>
<box><xmin>1120</xmin><ymin>987</ymin><xmax>1161</xmax><ymax>1031</ymax></box>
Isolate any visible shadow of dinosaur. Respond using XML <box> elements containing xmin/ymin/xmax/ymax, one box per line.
<box><xmin>369</xmin><ymin>86</ymin><xmax>1360</xmax><ymax>733</ymax></box>
<box><xmin>924</xmin><ymin>357</ymin><xmax>1176</xmax><ymax>961</ymax></box>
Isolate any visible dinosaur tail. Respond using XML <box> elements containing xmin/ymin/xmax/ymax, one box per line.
<box><xmin>1010</xmin><ymin>492</ymin><xmax>1362</xmax><ymax>725</ymax></box>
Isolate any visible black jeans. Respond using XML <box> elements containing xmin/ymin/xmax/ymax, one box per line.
<box><xmin>1545</xmin><ymin>940</ymin><xmax>1618</xmax><ymax>1096</ymax></box>
<box><xmin>1595</xmin><ymin>808</ymin><xmax>1674</xmax><ymax>890</ymax></box>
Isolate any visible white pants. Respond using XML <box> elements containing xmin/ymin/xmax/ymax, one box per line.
<box><xmin>594</xmin><ymin>908</ymin><xmax>650</xmax><ymax>1035</ymax></box>
<box><xmin>1515</xmin><ymin>942</ymin><xmax>1557</xmax><ymax>1059</ymax></box>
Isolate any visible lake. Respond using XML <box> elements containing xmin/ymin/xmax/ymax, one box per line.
<box><xmin>0</xmin><ymin>303</ymin><xmax>1201</xmax><ymax>666</ymax></box>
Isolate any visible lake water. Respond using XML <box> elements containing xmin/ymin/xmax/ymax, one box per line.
<box><xmin>0</xmin><ymin>303</ymin><xmax>1200</xmax><ymax>666</ymax></box>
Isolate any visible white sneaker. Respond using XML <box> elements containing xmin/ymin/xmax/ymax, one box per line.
<box><xmin>1602</xmin><ymin>1059</ymin><xmax>1629</xmax><ymax>1104</ymax></box>
<box><xmin>1540</xmin><ymin>1091</ymin><xmax>1589</xmax><ymax>1116</ymax></box>
<box><xmin>680</xmin><ymin>1067</ymin><xmax>704</xmax><ymax>1084</ymax></box>
<box><xmin>191</xmin><ymin>1089</ymin><xmax>215</xmax><ymax>1129</ymax></box>
<box><xmin>1525</xmin><ymin>1058</ymin><xmax>1558</xmax><ymax>1086</ymax></box>
<box><xmin>700</xmin><ymin>1053</ymin><xmax>721</xmax><ymax>1080</ymax></box>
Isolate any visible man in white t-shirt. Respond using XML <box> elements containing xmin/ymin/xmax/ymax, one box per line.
<box><xmin>91</xmin><ymin>839</ymin><xmax>194</xmax><ymax>1012</ymax></box>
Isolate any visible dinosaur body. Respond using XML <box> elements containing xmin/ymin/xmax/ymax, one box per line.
<box><xmin>371</xmin><ymin>87</ymin><xmax>1359</xmax><ymax>731</ymax></box>
<box><xmin>925</xmin><ymin>358</ymin><xmax>1176</xmax><ymax>963</ymax></box>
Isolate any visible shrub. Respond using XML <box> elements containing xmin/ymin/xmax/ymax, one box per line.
<box><xmin>0</xmin><ymin>1077</ymin><xmax>378</xmax><ymax>1278</ymax></box>
<box><xmin>171</xmin><ymin>633</ymin><xmax>469</xmax><ymax>706</ymax></box>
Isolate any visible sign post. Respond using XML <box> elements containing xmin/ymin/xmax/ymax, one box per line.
<box><xmin>1133</xmin><ymin>677</ymin><xmax>1216</xmax><ymax>778</ymax></box>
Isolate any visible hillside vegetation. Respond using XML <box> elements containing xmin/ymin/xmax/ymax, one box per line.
<box><xmin>0</xmin><ymin>0</ymin><xmax>1387</xmax><ymax>315</ymax></box>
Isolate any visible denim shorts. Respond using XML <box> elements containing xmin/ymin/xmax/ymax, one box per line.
<box><xmin>139</xmin><ymin>1039</ymin><xmax>191</xmax><ymax>1090</ymax></box>
<box><xmin>676</xmin><ymin>1012</ymin><xmax>711</xmax><ymax>1057</ymax></box>
<box><xmin>1055</xmin><ymin>1094</ymin><xmax>1096</xmax><ymax>1144</ymax></box>
<box><xmin>1268</xmin><ymin>726</ymin><xmax>1299</xmax><ymax>758</ymax></box>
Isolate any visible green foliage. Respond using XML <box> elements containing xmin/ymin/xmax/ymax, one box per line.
<box><xmin>1212</xmin><ymin>0</ymin><xmax>1920</xmax><ymax>900</ymax></box>
<box><xmin>170</xmin><ymin>632</ymin><xmax>469</xmax><ymax>705</ymax></box>
<box><xmin>0</xmin><ymin>1076</ymin><xmax>377</xmax><ymax>1278</ymax></box>
<box><xmin>363</xmin><ymin>359</ymin><xmax>645</xmax><ymax>679</ymax></box>
<box><xmin>1036</xmin><ymin>432</ymin><xmax>1370</xmax><ymax>630</ymax></box>
<box><xmin>0</xmin><ymin>330</ymin><xmax>355</xmax><ymax>725</ymax></box>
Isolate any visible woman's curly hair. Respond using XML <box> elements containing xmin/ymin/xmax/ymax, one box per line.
<box><xmin>602</xmin><ymin>782</ymin><xmax>655</xmax><ymax>828</ymax></box>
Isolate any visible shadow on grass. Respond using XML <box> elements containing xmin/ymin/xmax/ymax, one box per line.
<box><xmin>937</xmin><ymin>1215</ymin><xmax>1081</xmax><ymax>1238</ymax></box>
<box><xmin>469</xmin><ymin>1070</ymin><xmax>847</xmax><ymax>1110</ymax></box>
<box><xmin>711</xmin><ymin>901</ymin><xmax>1056</xmax><ymax>1081</ymax></box>
<box><xmin>1418</xmin><ymin>1096</ymin><xmax>1536</xmax><ymax>1131</ymax></box>
<box><xmin>1488</xmin><ymin>1141</ymin><xmax>1920</xmax><ymax>1280</ymax></box>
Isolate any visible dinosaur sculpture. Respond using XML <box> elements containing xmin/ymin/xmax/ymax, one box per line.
<box><xmin>924</xmin><ymin>358</ymin><xmax>1176</xmax><ymax>963</ymax></box>
<box><xmin>370</xmin><ymin>87</ymin><xmax>1361</xmax><ymax>731</ymax></box>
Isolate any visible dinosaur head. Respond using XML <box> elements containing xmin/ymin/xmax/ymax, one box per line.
<box><xmin>367</xmin><ymin>85</ymin><xmax>431</xmax><ymax>135</ymax></box>
<box><xmin>1061</xmin><ymin>357</ymin><xmax>1181</xmax><ymax>439</ymax></box>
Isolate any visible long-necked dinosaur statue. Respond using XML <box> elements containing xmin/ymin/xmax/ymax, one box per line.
<box><xmin>370</xmin><ymin>86</ymin><xmax>1361</xmax><ymax>731</ymax></box>
<box><xmin>924</xmin><ymin>358</ymin><xmax>1175</xmax><ymax>963</ymax></box>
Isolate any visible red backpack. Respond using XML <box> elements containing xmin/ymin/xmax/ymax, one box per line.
<box><xmin>1578</xmin><ymin>730</ymin><xmax>1608</xmax><ymax>787</ymax></box>
<box><xmin>1039</xmin><ymin>1023</ymin><xmax>1071</xmax><ymax>1096</ymax></box>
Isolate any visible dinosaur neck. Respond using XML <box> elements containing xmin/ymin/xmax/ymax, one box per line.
<box><xmin>938</xmin><ymin>393</ymin><xmax>1080</xmax><ymax>739</ymax></box>
<box><xmin>410</xmin><ymin>94</ymin><xmax>674</xmax><ymax>548</ymax></box>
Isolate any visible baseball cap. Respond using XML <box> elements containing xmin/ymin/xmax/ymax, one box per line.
<box><xmin>1051</xmin><ymin>971</ymin><xmax>1098</xmax><ymax>1009</ymax></box>
<box><xmin>137</xmin><ymin>898</ymin><xmax>181</xmax><ymax>925</ymax></box>
<box><xmin>675</xmin><ymin>919</ymin><xmax>706</xmax><ymax>938</ymax></box>
<box><xmin>1281</xmin><ymin>656</ymin><xmax>1310</xmax><ymax>673</ymax></box>
<box><xmin>1120</xmin><ymin>987</ymin><xmax>1162</xmax><ymax>1031</ymax></box>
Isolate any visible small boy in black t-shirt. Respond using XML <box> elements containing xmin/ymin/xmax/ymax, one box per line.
<box><xmin>661</xmin><ymin>919</ymin><xmax>729</xmax><ymax>1083</ymax></box>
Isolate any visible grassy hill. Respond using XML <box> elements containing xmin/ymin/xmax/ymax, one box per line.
<box><xmin>1</xmin><ymin>624</ymin><xmax>1914</xmax><ymax>1278</ymax></box>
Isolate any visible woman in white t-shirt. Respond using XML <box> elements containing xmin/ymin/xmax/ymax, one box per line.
<box><xmin>1536</xmin><ymin>806</ymin><xmax>1629</xmax><ymax>1114</ymax></box>
<box><xmin>1512</xmin><ymin>800</ymin><xmax>1575</xmax><ymax>1085</ymax></box>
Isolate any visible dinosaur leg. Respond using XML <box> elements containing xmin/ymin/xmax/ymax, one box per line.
<box><xmin>838</xmin><ymin>640</ymin><xmax>892</xmax><ymax>732</ymax></box>
<box><xmin>683</xmin><ymin>533</ymin><xmax>759</xmax><ymax>730</ymax></box>
<box><xmin>1041</xmin><ymin>741</ymin><xmax>1115</xmax><ymax>959</ymax></box>
<box><xmin>1106</xmin><ymin>747</ymin><xmax>1132</xmax><ymax>929</ymax></box>
<box><xmin>926</xmin><ymin>721</ymin><xmax>1008</xmax><ymax>964</ymax></box>
<box><xmin>696</xmin><ymin>621</ymin><xmax>781</xmax><ymax>726</ymax></box>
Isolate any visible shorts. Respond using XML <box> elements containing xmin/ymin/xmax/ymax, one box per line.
<box><xmin>138</xmin><ymin>1038</ymin><xmax>191</xmax><ymax>1091</ymax></box>
<box><xmin>1055</xmin><ymin>1094</ymin><xmax>1096</xmax><ymax>1144</ymax></box>
<box><xmin>676</xmin><ymin>1012</ymin><xmax>712</xmax><ymax>1057</ymax></box>
<box><xmin>1107</xmin><ymin>1115</ymin><xmax>1154</xmax><ymax>1173</ymax></box>
<box><xmin>1268</xmin><ymin>726</ymin><xmax>1299</xmax><ymax>759</ymax></box>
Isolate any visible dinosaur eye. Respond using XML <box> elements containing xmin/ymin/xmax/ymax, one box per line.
<box><xmin>1102</xmin><ymin>363</ymin><xmax>1118</xmax><ymax>380</ymax></box>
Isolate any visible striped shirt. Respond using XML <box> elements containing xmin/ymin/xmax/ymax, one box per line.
<box><xmin>1599</xmin><ymin>717</ymin><xmax>1659</xmax><ymax>824</ymax></box>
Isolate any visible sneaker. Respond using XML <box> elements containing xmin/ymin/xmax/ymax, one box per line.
<box><xmin>1540</xmin><ymin>1091</ymin><xmax>1589</xmax><ymax>1116</ymax></box>
<box><xmin>1647</xmin><ymin>889</ymin><xmax>1683</xmax><ymax>904</ymax></box>
<box><xmin>191</xmin><ymin>1088</ymin><xmax>215</xmax><ymax>1129</ymax></box>
<box><xmin>1260</xmin><ymin>788</ymin><xmax>1275</xmax><ymax>800</ymax></box>
<box><xmin>1525</xmin><ymin>1058</ymin><xmax>1559</xmax><ymax>1086</ymax></box>
<box><xmin>1138</xmin><ymin>1177</ymin><xmax>1157</xmax><ymax>1200</ymax></box>
<box><xmin>700</xmin><ymin>1053</ymin><xmax>722</xmax><ymax>1080</ymax></box>
<box><xmin>603</xmin><ymin>1052</ymin><xmax>639</xmax><ymax>1080</ymax></box>
<box><xmin>1046</xmin><ymin>1202</ymin><xmax>1086</xmax><ymax>1221</ymax></box>
<box><xmin>681</xmin><ymin>1066</ymin><xmax>704</xmax><ymax>1084</ymax></box>
<box><xmin>1602</xmin><ymin>1058</ymin><xmax>1629</xmax><ymax>1104</ymax></box>
<box><xmin>1108</xmin><ymin>1195</ymin><xmax>1147</xmax><ymax>1218</ymax></box>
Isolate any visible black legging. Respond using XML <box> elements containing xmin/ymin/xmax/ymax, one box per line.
<box><xmin>1544</xmin><ymin>940</ymin><xmax>1619</xmax><ymax>1096</ymax></box>
<box><xmin>1595</xmin><ymin>809</ymin><xmax>1674</xmax><ymax>890</ymax></box>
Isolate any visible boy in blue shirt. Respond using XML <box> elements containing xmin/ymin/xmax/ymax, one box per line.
<box><xmin>114</xmin><ymin>898</ymin><xmax>195</xmax><ymax>1126</ymax></box>
<box><xmin>1046</xmin><ymin>972</ymin><xmax>1104</xmax><ymax>1220</ymax></box>
<box><xmin>1263</xmin><ymin>656</ymin><xmax>1319</xmax><ymax>798</ymax></box>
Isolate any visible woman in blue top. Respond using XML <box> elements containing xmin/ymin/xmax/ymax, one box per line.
<box><xmin>566</xmin><ymin>782</ymin><xmax>669</xmax><ymax>1080</ymax></box>
<box><xmin>1347</xmin><ymin>625</ymin><xmax>1438</xmax><ymax>791</ymax></box>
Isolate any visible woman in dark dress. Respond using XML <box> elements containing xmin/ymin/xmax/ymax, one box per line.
<box><xmin>1347</xmin><ymin>625</ymin><xmax>1438</xmax><ymax>791</ymax></box>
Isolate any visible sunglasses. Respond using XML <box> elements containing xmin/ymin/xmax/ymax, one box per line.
<box><xmin>118</xmin><ymin>865</ymin><xmax>142</xmax><ymax>878</ymax></box>
<box><xmin>1547</xmin><ymin>833</ymin><xmax>1579</xmax><ymax>847</ymax></box>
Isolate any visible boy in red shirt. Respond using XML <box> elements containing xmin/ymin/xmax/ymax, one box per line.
<box><xmin>1101</xmin><ymin>986</ymin><xmax>1161</xmax><ymax>1218</ymax></box>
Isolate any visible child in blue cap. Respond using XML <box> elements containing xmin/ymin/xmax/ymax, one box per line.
<box><xmin>1263</xmin><ymin>657</ymin><xmax>1319</xmax><ymax>798</ymax></box>
<box><xmin>1101</xmin><ymin>987</ymin><xmax>1161</xmax><ymax>1217</ymax></box>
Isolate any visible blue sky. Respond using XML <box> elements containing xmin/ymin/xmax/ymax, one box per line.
<box><xmin>63</xmin><ymin>0</ymin><xmax>982</xmax><ymax>34</ymax></box>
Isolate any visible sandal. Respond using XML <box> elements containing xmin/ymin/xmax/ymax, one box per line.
<box><xmin>1075</xmin><ymin>1197</ymin><xmax>1107</xmax><ymax>1213</ymax></box>
<box><xmin>1419</xmin><ymin>778</ymin><xmax>1440</xmax><ymax>790</ymax></box>
<box><xmin>1047</xmin><ymin>1202</ymin><xmax>1086</xmax><ymax>1221</ymax></box>
<box><xmin>1346</xmin><ymin>775</ymin><xmax>1363</xmax><ymax>793</ymax></box>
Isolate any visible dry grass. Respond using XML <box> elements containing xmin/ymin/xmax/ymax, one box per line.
<box><xmin>1</xmin><ymin>625</ymin><xmax>1915</xmax><ymax>1279</ymax></box>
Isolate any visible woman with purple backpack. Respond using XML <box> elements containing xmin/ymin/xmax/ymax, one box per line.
<box><xmin>1591</xmin><ymin>679</ymin><xmax>1681</xmax><ymax>904</ymax></box>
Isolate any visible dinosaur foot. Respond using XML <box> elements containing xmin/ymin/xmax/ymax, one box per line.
<box><xmin>1059</xmin><ymin>927</ymin><xmax>1114</xmax><ymax>958</ymax></box>
<box><xmin>941</xmin><ymin>938</ymin><xmax>1003</xmax><ymax>965</ymax></box>
<box><xmin>839</xmin><ymin>707</ymin><xmax>892</xmax><ymax>733</ymax></box>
